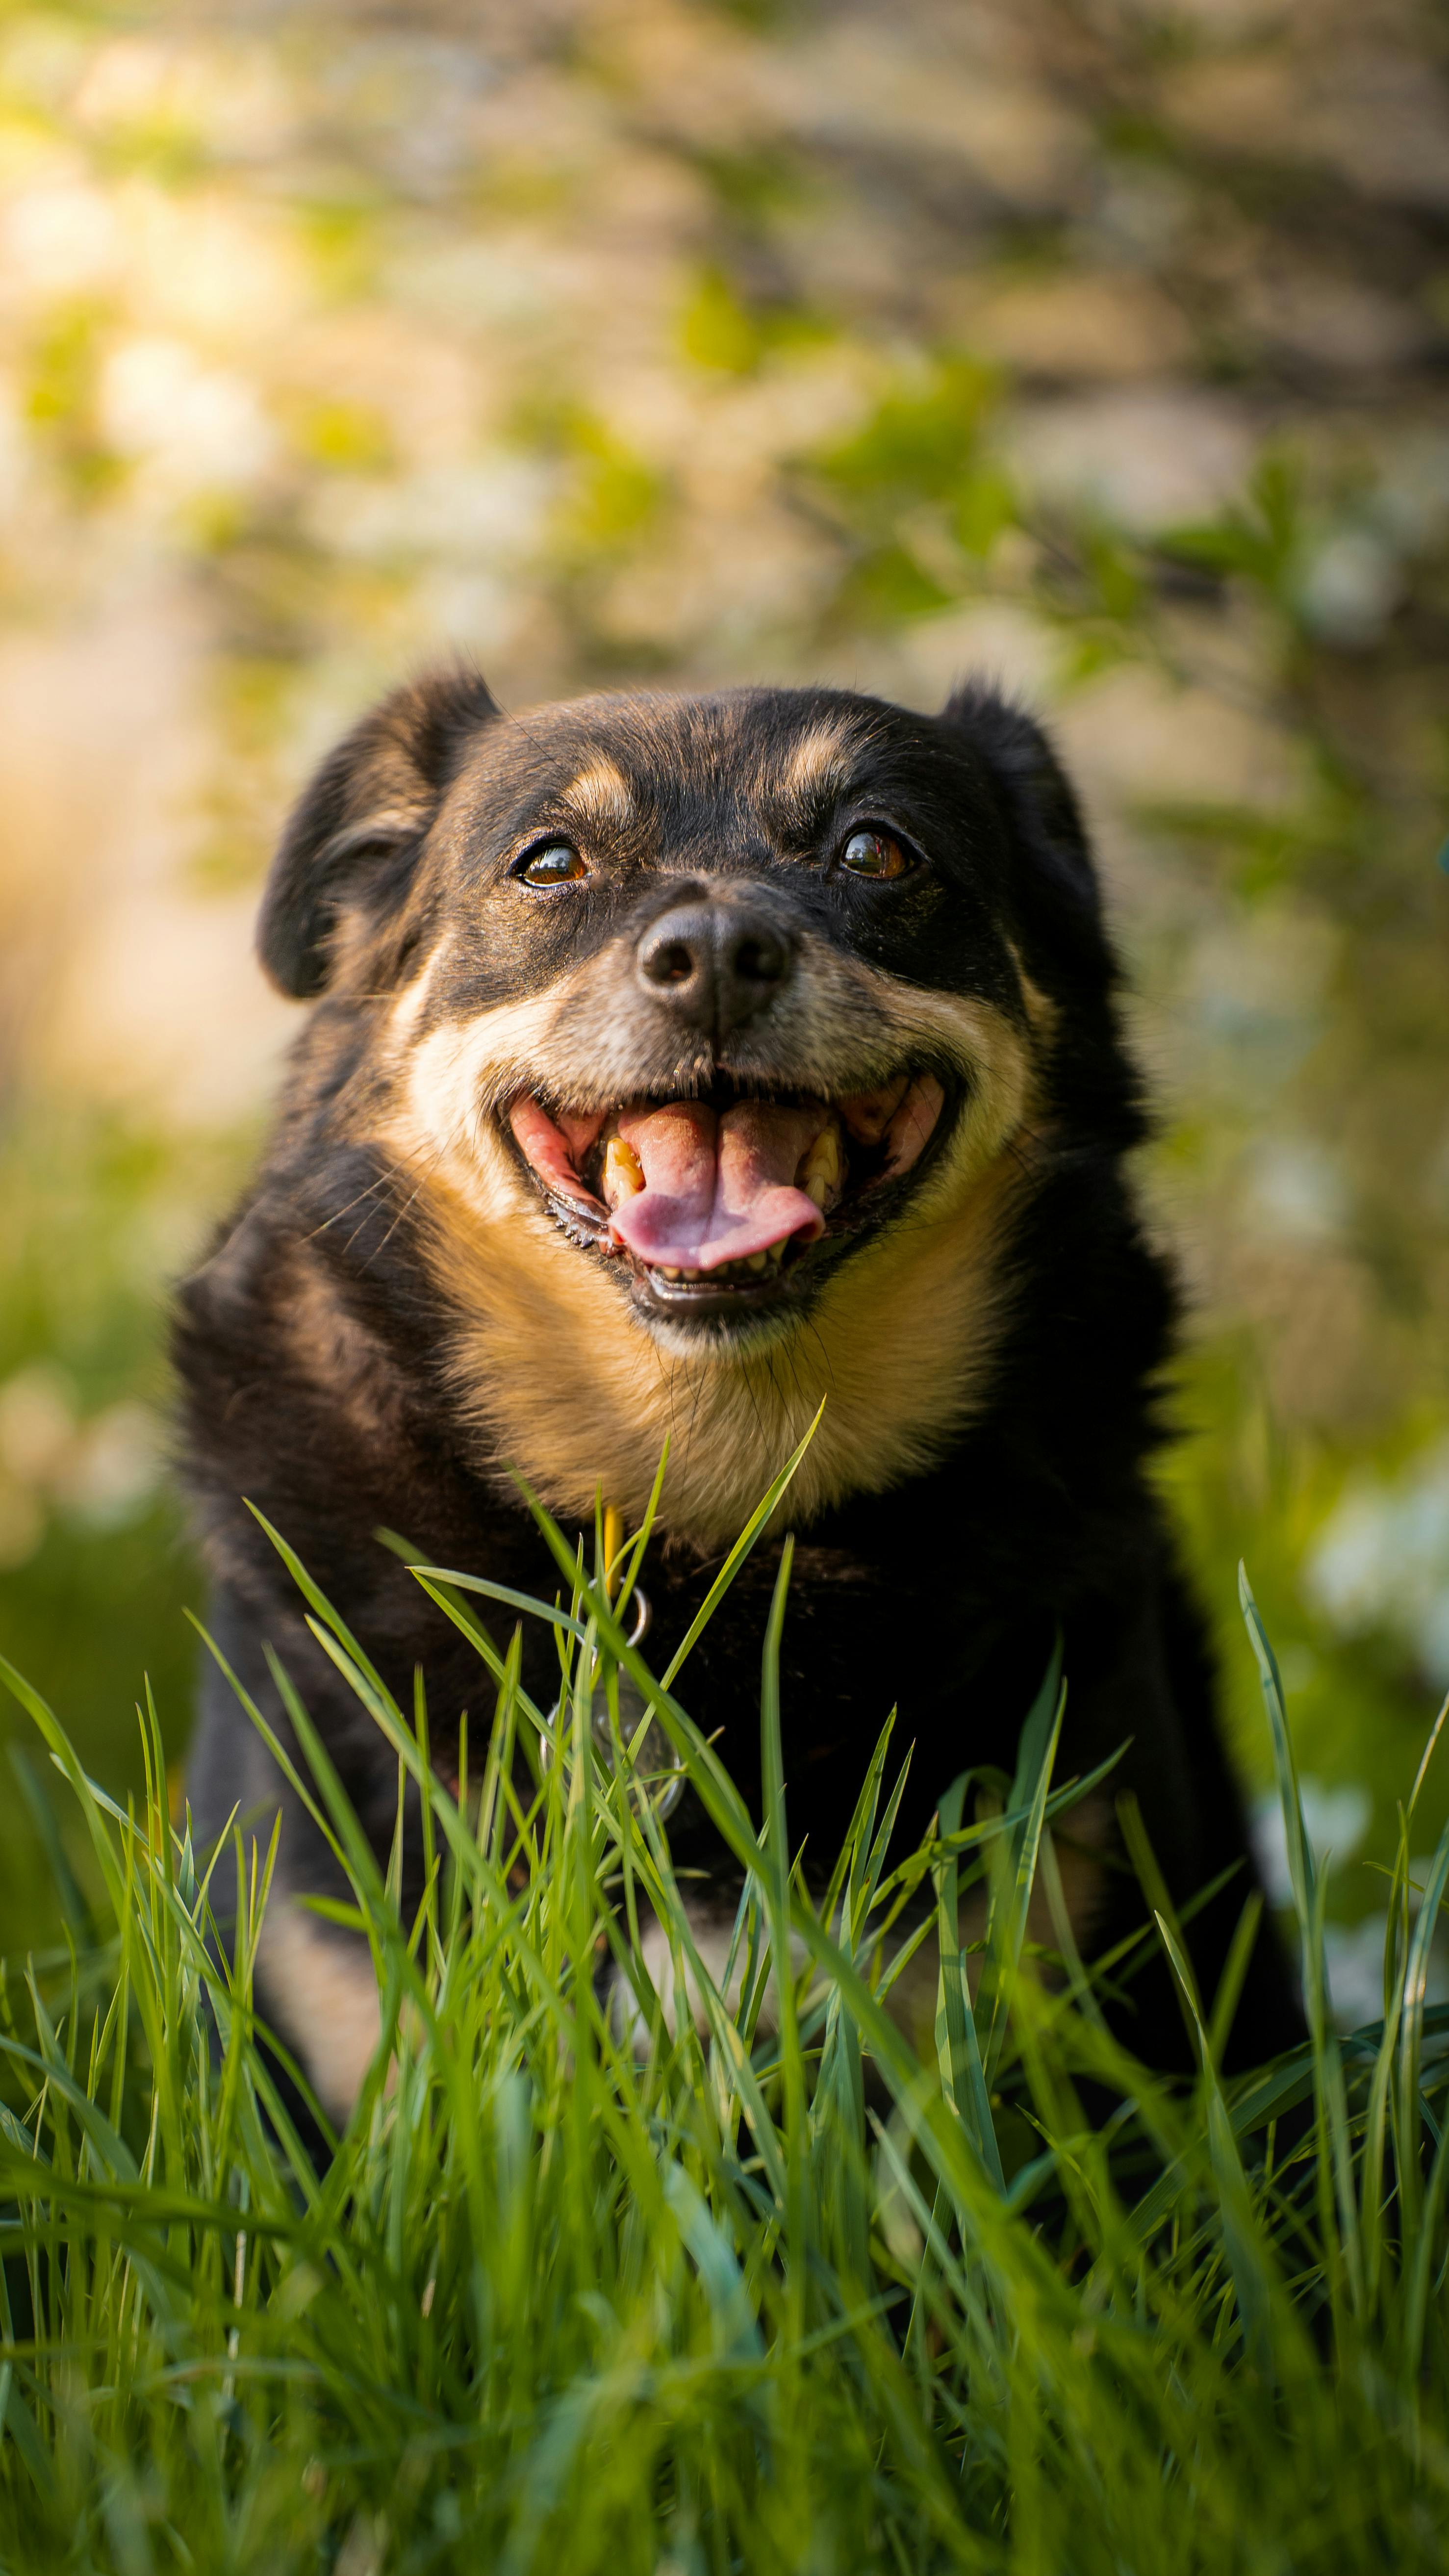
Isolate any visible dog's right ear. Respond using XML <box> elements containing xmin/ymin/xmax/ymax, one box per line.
<box><xmin>257</xmin><ymin>666</ymin><xmax>502</xmax><ymax>998</ymax></box>
<box><xmin>939</xmin><ymin>682</ymin><xmax>1109</xmax><ymax>982</ymax></box>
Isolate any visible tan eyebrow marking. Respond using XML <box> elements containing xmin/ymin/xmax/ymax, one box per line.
<box><xmin>769</xmin><ymin>721</ymin><xmax>862</xmax><ymax>839</ymax></box>
<box><xmin>562</xmin><ymin>756</ymin><xmax>635</xmax><ymax>832</ymax></box>
<box><xmin>777</xmin><ymin>722</ymin><xmax>854</xmax><ymax>803</ymax></box>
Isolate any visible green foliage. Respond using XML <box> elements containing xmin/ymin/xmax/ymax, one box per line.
<box><xmin>0</xmin><ymin>1484</ymin><xmax>1446</xmax><ymax>2571</ymax></box>
<box><xmin>679</xmin><ymin>267</ymin><xmax>770</xmax><ymax>375</ymax></box>
<box><xmin>1159</xmin><ymin>1340</ymin><xmax>1449</xmax><ymax>1920</ymax></box>
<box><xmin>1162</xmin><ymin>452</ymin><xmax>1311</xmax><ymax>619</ymax></box>
<box><xmin>519</xmin><ymin>404</ymin><xmax>669</xmax><ymax>575</ymax></box>
<box><xmin>688</xmin><ymin>146</ymin><xmax>805</xmax><ymax>229</ymax></box>
<box><xmin>288</xmin><ymin>398</ymin><xmax>396</xmax><ymax>478</ymax></box>
<box><xmin>812</xmin><ymin>354</ymin><xmax>1006</xmax><ymax>532</ymax></box>
<box><xmin>21</xmin><ymin>299</ymin><xmax>121</xmax><ymax>504</ymax></box>
<box><xmin>679</xmin><ymin>268</ymin><xmax>830</xmax><ymax>376</ymax></box>
<box><xmin>0</xmin><ymin>1111</ymin><xmax>247</xmax><ymax>1953</ymax></box>
<box><xmin>805</xmin><ymin>354</ymin><xmax>1020</xmax><ymax>626</ymax></box>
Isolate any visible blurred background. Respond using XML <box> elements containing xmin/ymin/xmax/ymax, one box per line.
<box><xmin>0</xmin><ymin>0</ymin><xmax>1445</xmax><ymax>2014</ymax></box>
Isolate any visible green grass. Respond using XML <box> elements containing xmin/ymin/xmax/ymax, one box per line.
<box><xmin>0</xmin><ymin>1467</ymin><xmax>1446</xmax><ymax>2575</ymax></box>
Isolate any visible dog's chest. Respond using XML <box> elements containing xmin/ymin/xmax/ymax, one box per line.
<box><xmin>527</xmin><ymin>1537</ymin><xmax>1048</xmax><ymax>1864</ymax></box>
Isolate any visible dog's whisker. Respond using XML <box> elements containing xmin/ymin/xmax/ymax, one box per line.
<box><xmin>303</xmin><ymin>1166</ymin><xmax>403</xmax><ymax>1243</ymax></box>
<box><xmin>365</xmin><ymin>1147</ymin><xmax>449</xmax><ymax>1265</ymax></box>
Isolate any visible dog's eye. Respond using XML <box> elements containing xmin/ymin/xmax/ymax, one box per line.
<box><xmin>514</xmin><ymin>841</ymin><xmax>588</xmax><ymax>888</ymax></box>
<box><xmin>839</xmin><ymin>828</ymin><xmax>912</xmax><ymax>882</ymax></box>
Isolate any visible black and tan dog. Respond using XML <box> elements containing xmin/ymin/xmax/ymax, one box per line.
<box><xmin>174</xmin><ymin>669</ymin><xmax>1300</xmax><ymax>2121</ymax></box>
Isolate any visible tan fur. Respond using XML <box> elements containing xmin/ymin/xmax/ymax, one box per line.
<box><xmin>381</xmin><ymin>943</ymin><xmax>442</xmax><ymax>1043</ymax></box>
<box><xmin>1006</xmin><ymin>938</ymin><xmax>1059</xmax><ymax>1042</ymax></box>
<box><xmin>453</xmin><ymin>1129</ymin><xmax>1030</xmax><ymax>1542</ymax></box>
<box><xmin>258</xmin><ymin>1904</ymin><xmax>381</xmax><ymax>2126</ymax></box>
<box><xmin>377</xmin><ymin>931</ymin><xmax>1034</xmax><ymax>1135</ymax></box>
<box><xmin>561</xmin><ymin>755</ymin><xmax>636</xmax><ymax>834</ymax></box>
<box><xmin>342</xmin><ymin>800</ymin><xmax>432</xmax><ymax>840</ymax></box>
<box><xmin>367</xmin><ymin>948</ymin><xmax>1045</xmax><ymax>1545</ymax></box>
<box><xmin>377</xmin><ymin>924</ymin><xmax>970</xmax><ymax>1126</ymax></box>
<box><xmin>376</xmin><ymin>982</ymin><xmax>580</xmax><ymax>1134</ymax></box>
<box><xmin>772</xmin><ymin>721</ymin><xmax>856</xmax><ymax>822</ymax></box>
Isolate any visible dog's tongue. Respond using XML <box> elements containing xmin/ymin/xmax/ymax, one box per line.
<box><xmin>608</xmin><ymin>1099</ymin><xmax>828</xmax><ymax>1271</ymax></box>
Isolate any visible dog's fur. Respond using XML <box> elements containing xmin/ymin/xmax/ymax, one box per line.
<box><xmin>174</xmin><ymin>671</ymin><xmax>1301</xmax><ymax>2121</ymax></box>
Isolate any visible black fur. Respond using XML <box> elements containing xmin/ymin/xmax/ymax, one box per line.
<box><xmin>175</xmin><ymin>672</ymin><xmax>1302</xmax><ymax>2087</ymax></box>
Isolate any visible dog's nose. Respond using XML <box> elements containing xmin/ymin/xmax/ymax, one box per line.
<box><xmin>635</xmin><ymin>900</ymin><xmax>793</xmax><ymax>1037</ymax></box>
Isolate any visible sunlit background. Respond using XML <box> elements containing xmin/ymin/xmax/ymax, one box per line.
<box><xmin>0</xmin><ymin>0</ymin><xmax>1446</xmax><ymax>2018</ymax></box>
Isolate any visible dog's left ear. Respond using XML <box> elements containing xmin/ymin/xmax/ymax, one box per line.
<box><xmin>258</xmin><ymin>665</ymin><xmax>502</xmax><ymax>998</ymax></box>
<box><xmin>939</xmin><ymin>683</ymin><xmax>1110</xmax><ymax>979</ymax></box>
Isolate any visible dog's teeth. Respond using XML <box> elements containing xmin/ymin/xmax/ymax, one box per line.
<box><xmin>797</xmin><ymin>1117</ymin><xmax>845</xmax><ymax>1214</ymax></box>
<box><xmin>604</xmin><ymin>1136</ymin><xmax>644</xmax><ymax>1202</ymax></box>
<box><xmin>653</xmin><ymin>1250</ymin><xmax>785</xmax><ymax>1287</ymax></box>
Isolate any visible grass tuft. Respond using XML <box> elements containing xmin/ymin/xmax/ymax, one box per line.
<box><xmin>0</xmin><ymin>1496</ymin><xmax>1446</xmax><ymax>2572</ymax></box>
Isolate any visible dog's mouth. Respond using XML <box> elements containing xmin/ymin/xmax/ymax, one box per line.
<box><xmin>505</xmin><ymin>1072</ymin><xmax>948</xmax><ymax>1317</ymax></box>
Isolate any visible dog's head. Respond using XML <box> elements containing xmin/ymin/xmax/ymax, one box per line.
<box><xmin>258</xmin><ymin>672</ymin><xmax>1139</xmax><ymax>1530</ymax></box>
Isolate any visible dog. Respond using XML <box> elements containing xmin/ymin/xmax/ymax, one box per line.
<box><xmin>174</xmin><ymin>668</ymin><xmax>1302</xmax><ymax>2123</ymax></box>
